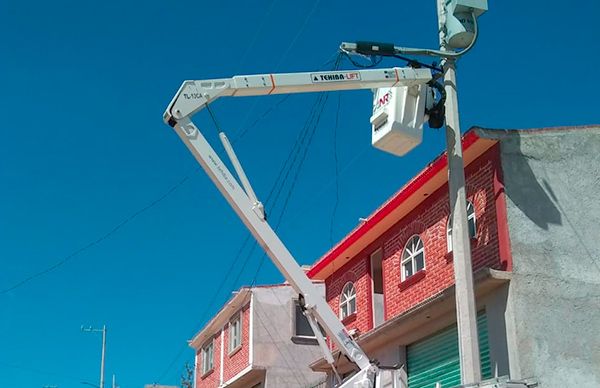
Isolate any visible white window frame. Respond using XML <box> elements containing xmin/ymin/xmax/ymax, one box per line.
<box><xmin>339</xmin><ymin>282</ymin><xmax>357</xmax><ymax>320</ymax></box>
<box><xmin>401</xmin><ymin>235</ymin><xmax>425</xmax><ymax>281</ymax></box>
<box><xmin>201</xmin><ymin>340</ymin><xmax>214</xmax><ymax>375</ymax></box>
<box><xmin>228</xmin><ymin>311</ymin><xmax>242</xmax><ymax>354</ymax></box>
<box><xmin>447</xmin><ymin>200</ymin><xmax>477</xmax><ymax>252</ymax></box>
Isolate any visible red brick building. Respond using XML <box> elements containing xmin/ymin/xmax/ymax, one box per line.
<box><xmin>307</xmin><ymin>126</ymin><xmax>600</xmax><ymax>388</ymax></box>
<box><xmin>192</xmin><ymin>125</ymin><xmax>600</xmax><ymax>388</ymax></box>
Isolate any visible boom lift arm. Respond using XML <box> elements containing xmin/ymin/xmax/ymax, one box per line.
<box><xmin>164</xmin><ymin>66</ymin><xmax>431</xmax><ymax>387</ymax></box>
<box><xmin>164</xmin><ymin>67</ymin><xmax>431</xmax><ymax>124</ymax></box>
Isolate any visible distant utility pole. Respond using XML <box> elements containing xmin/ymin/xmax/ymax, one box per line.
<box><xmin>81</xmin><ymin>324</ymin><xmax>107</xmax><ymax>388</ymax></box>
<box><xmin>436</xmin><ymin>0</ymin><xmax>482</xmax><ymax>384</ymax></box>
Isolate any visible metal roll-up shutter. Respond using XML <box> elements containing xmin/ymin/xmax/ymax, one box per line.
<box><xmin>477</xmin><ymin>313</ymin><xmax>492</xmax><ymax>381</ymax></box>
<box><xmin>407</xmin><ymin>312</ymin><xmax>492</xmax><ymax>388</ymax></box>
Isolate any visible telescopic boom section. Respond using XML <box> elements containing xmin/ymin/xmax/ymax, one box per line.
<box><xmin>164</xmin><ymin>67</ymin><xmax>431</xmax><ymax>123</ymax></box>
<box><xmin>163</xmin><ymin>67</ymin><xmax>431</xmax><ymax>378</ymax></box>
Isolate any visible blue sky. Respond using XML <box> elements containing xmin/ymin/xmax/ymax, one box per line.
<box><xmin>0</xmin><ymin>0</ymin><xmax>598</xmax><ymax>387</ymax></box>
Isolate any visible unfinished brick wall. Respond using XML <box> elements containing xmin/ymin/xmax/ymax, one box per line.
<box><xmin>324</xmin><ymin>144</ymin><xmax>507</xmax><ymax>335</ymax></box>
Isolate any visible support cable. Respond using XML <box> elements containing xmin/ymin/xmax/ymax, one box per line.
<box><xmin>329</xmin><ymin>92</ymin><xmax>341</xmax><ymax>246</ymax></box>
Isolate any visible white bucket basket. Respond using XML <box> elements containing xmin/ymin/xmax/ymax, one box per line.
<box><xmin>370</xmin><ymin>85</ymin><xmax>427</xmax><ymax>156</ymax></box>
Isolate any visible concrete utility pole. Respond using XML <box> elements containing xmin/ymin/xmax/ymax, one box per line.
<box><xmin>436</xmin><ymin>0</ymin><xmax>482</xmax><ymax>384</ymax></box>
<box><xmin>81</xmin><ymin>324</ymin><xmax>107</xmax><ymax>388</ymax></box>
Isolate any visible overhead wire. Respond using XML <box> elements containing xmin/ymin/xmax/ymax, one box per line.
<box><xmin>232</xmin><ymin>94</ymin><xmax>291</xmax><ymax>145</ymax></box>
<box><xmin>329</xmin><ymin>92</ymin><xmax>342</xmax><ymax>246</ymax></box>
<box><xmin>154</xmin><ymin>235</ymin><xmax>254</xmax><ymax>383</ymax></box>
<box><xmin>5</xmin><ymin>1</ymin><xmax>340</xmax><ymax>378</ymax></box>
<box><xmin>223</xmin><ymin>56</ymin><xmax>346</xmax><ymax>384</ymax></box>
<box><xmin>155</xmin><ymin>77</ymin><xmax>334</xmax><ymax>385</ymax></box>
<box><xmin>341</xmin><ymin>52</ymin><xmax>383</xmax><ymax>68</ymax></box>
<box><xmin>220</xmin><ymin>91</ymin><xmax>331</xmax><ymax>296</ymax></box>
<box><xmin>267</xmin><ymin>53</ymin><xmax>343</xmax><ymax>214</ymax></box>
<box><xmin>273</xmin><ymin>0</ymin><xmax>322</xmax><ymax>71</ymax></box>
<box><xmin>155</xmin><ymin>48</ymin><xmax>343</xmax><ymax>386</ymax></box>
<box><xmin>0</xmin><ymin>172</ymin><xmax>195</xmax><ymax>295</ymax></box>
<box><xmin>392</xmin><ymin>54</ymin><xmax>443</xmax><ymax>72</ymax></box>
<box><xmin>234</xmin><ymin>0</ymin><xmax>281</xmax><ymax>74</ymax></box>
<box><xmin>246</xmin><ymin>53</ymin><xmax>343</xmax><ymax>284</ymax></box>
<box><xmin>233</xmin><ymin>0</ymin><xmax>323</xmax><ymax>145</ymax></box>
<box><xmin>254</xmin><ymin>296</ymin><xmax>311</xmax><ymax>386</ymax></box>
<box><xmin>232</xmin><ymin>50</ymin><xmax>342</xmax><ymax>146</ymax></box>
<box><xmin>171</xmin><ymin>53</ymin><xmax>343</xmax><ymax>387</ymax></box>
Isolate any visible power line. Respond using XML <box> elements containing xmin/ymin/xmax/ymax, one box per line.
<box><xmin>274</xmin><ymin>0</ymin><xmax>322</xmax><ymax>71</ymax></box>
<box><xmin>232</xmin><ymin>94</ymin><xmax>292</xmax><ymax>145</ymax></box>
<box><xmin>154</xmin><ymin>233</ymin><xmax>257</xmax><ymax>383</ymax></box>
<box><xmin>234</xmin><ymin>0</ymin><xmax>281</xmax><ymax>73</ymax></box>
<box><xmin>276</xmin><ymin>92</ymin><xmax>330</xmax><ymax>221</ymax></box>
<box><xmin>267</xmin><ymin>55</ymin><xmax>342</xmax><ymax>216</ymax></box>
<box><xmin>232</xmin><ymin>0</ymin><xmax>332</xmax><ymax>146</ymax></box>
<box><xmin>0</xmin><ymin>172</ymin><xmax>195</xmax><ymax>295</ymax></box>
<box><xmin>155</xmin><ymin>51</ymin><xmax>342</xmax><ymax>386</ymax></box>
<box><xmin>283</xmin><ymin>146</ymin><xmax>371</xmax><ymax>233</ymax></box>
<box><xmin>154</xmin><ymin>89</ymin><xmax>324</xmax><ymax>382</ymax></box>
<box><xmin>267</xmin><ymin>92</ymin><xmax>327</xmax><ymax>214</ymax></box>
<box><xmin>245</xmin><ymin>54</ymin><xmax>342</xmax><ymax>287</ymax></box>
<box><xmin>254</xmin><ymin>296</ymin><xmax>310</xmax><ymax>386</ymax></box>
<box><xmin>232</xmin><ymin>51</ymin><xmax>342</xmax><ymax>146</ymax></box>
<box><xmin>329</xmin><ymin>92</ymin><xmax>342</xmax><ymax>246</ymax></box>
<box><xmin>203</xmin><ymin>92</ymin><xmax>329</xmax><ymax>303</ymax></box>
<box><xmin>156</xmin><ymin>83</ymin><xmax>332</xmax><ymax>385</ymax></box>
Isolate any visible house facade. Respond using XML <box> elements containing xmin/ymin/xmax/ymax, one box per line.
<box><xmin>190</xmin><ymin>283</ymin><xmax>327</xmax><ymax>388</ymax></box>
<box><xmin>307</xmin><ymin>126</ymin><xmax>600</xmax><ymax>388</ymax></box>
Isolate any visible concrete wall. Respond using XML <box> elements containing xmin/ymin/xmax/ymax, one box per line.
<box><xmin>479</xmin><ymin>285</ymin><xmax>511</xmax><ymax>378</ymax></box>
<box><xmin>252</xmin><ymin>285</ymin><xmax>326</xmax><ymax>388</ymax></box>
<box><xmin>491</xmin><ymin>127</ymin><xmax>600</xmax><ymax>388</ymax></box>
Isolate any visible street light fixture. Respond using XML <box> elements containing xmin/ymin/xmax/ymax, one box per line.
<box><xmin>81</xmin><ymin>325</ymin><xmax>106</xmax><ymax>388</ymax></box>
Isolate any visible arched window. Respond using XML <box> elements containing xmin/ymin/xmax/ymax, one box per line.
<box><xmin>402</xmin><ymin>235</ymin><xmax>425</xmax><ymax>281</ymax></box>
<box><xmin>339</xmin><ymin>282</ymin><xmax>357</xmax><ymax>319</ymax></box>
<box><xmin>447</xmin><ymin>200</ymin><xmax>477</xmax><ymax>252</ymax></box>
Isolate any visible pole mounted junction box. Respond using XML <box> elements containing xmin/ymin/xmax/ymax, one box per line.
<box><xmin>370</xmin><ymin>85</ymin><xmax>428</xmax><ymax>157</ymax></box>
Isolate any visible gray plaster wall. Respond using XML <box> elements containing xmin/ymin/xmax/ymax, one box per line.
<box><xmin>485</xmin><ymin>127</ymin><xmax>600</xmax><ymax>388</ymax></box>
<box><xmin>479</xmin><ymin>286</ymin><xmax>511</xmax><ymax>379</ymax></box>
<box><xmin>252</xmin><ymin>285</ymin><xmax>326</xmax><ymax>388</ymax></box>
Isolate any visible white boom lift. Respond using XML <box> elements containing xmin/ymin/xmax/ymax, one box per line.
<box><xmin>164</xmin><ymin>66</ymin><xmax>432</xmax><ymax>388</ymax></box>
